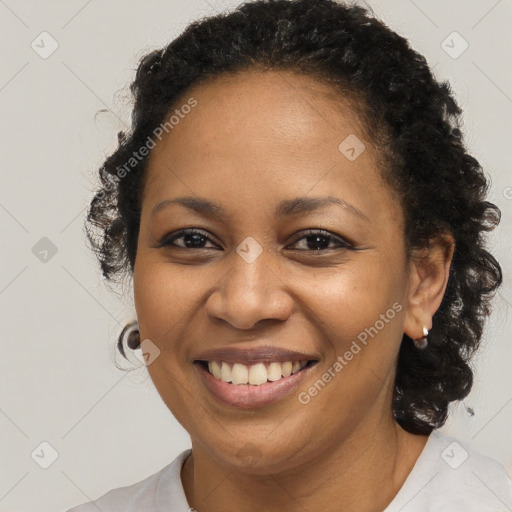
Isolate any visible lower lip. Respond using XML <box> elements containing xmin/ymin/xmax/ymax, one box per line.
<box><xmin>195</xmin><ymin>362</ymin><xmax>316</xmax><ymax>409</ymax></box>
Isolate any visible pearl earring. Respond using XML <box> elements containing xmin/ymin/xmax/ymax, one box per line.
<box><xmin>413</xmin><ymin>326</ymin><xmax>429</xmax><ymax>349</ymax></box>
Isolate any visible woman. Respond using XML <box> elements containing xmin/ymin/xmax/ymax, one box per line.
<box><xmin>68</xmin><ymin>0</ymin><xmax>512</xmax><ymax>510</ymax></box>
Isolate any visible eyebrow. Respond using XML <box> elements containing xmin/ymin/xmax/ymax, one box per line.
<box><xmin>150</xmin><ymin>195</ymin><xmax>369</xmax><ymax>222</ymax></box>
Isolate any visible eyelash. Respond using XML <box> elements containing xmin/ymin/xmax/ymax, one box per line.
<box><xmin>158</xmin><ymin>228</ymin><xmax>354</xmax><ymax>252</ymax></box>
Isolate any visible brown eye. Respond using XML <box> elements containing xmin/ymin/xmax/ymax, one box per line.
<box><xmin>159</xmin><ymin>229</ymin><xmax>219</xmax><ymax>250</ymax></box>
<box><xmin>157</xmin><ymin>228</ymin><xmax>354</xmax><ymax>253</ymax></box>
<box><xmin>287</xmin><ymin>230</ymin><xmax>353</xmax><ymax>251</ymax></box>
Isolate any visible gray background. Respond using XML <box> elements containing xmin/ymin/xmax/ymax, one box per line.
<box><xmin>1</xmin><ymin>0</ymin><xmax>511</xmax><ymax>510</ymax></box>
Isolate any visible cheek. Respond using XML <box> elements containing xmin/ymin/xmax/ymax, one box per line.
<box><xmin>133</xmin><ymin>259</ymin><xmax>206</xmax><ymax>428</ymax></box>
<box><xmin>133</xmin><ymin>259</ymin><xmax>201</xmax><ymax>341</ymax></box>
<box><xmin>298</xmin><ymin>256</ymin><xmax>404</xmax><ymax>342</ymax></box>
<box><xmin>292</xmin><ymin>262</ymin><xmax>405</xmax><ymax>428</ymax></box>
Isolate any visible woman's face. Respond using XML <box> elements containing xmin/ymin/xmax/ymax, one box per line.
<box><xmin>133</xmin><ymin>69</ymin><xmax>414</xmax><ymax>472</ymax></box>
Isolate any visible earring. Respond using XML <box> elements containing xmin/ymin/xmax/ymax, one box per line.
<box><xmin>413</xmin><ymin>326</ymin><xmax>429</xmax><ymax>349</ymax></box>
<box><xmin>127</xmin><ymin>323</ymin><xmax>141</xmax><ymax>350</ymax></box>
<box><xmin>117</xmin><ymin>320</ymin><xmax>141</xmax><ymax>359</ymax></box>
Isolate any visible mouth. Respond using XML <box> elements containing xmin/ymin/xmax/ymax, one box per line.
<box><xmin>195</xmin><ymin>359</ymin><xmax>317</xmax><ymax>384</ymax></box>
<box><xmin>194</xmin><ymin>359</ymin><xmax>319</xmax><ymax>408</ymax></box>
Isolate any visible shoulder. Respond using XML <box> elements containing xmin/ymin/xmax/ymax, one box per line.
<box><xmin>64</xmin><ymin>449</ymin><xmax>192</xmax><ymax>512</ymax></box>
<box><xmin>386</xmin><ymin>430</ymin><xmax>512</xmax><ymax>512</ymax></box>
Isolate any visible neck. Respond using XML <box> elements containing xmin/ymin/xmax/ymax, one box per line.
<box><xmin>181</xmin><ymin>414</ymin><xmax>429</xmax><ymax>512</ymax></box>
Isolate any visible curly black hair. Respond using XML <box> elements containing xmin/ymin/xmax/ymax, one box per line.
<box><xmin>84</xmin><ymin>0</ymin><xmax>502</xmax><ymax>435</ymax></box>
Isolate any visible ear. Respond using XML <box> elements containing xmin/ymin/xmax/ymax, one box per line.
<box><xmin>403</xmin><ymin>232</ymin><xmax>455</xmax><ymax>340</ymax></box>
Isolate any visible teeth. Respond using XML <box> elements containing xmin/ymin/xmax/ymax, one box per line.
<box><xmin>209</xmin><ymin>361</ymin><xmax>222</xmax><ymax>379</ymax></box>
<box><xmin>205</xmin><ymin>360</ymin><xmax>309</xmax><ymax>386</ymax></box>
<box><xmin>249</xmin><ymin>363</ymin><xmax>267</xmax><ymax>385</ymax></box>
<box><xmin>282</xmin><ymin>361</ymin><xmax>292</xmax><ymax>377</ymax></box>
<box><xmin>267</xmin><ymin>362</ymin><xmax>282</xmax><ymax>381</ymax></box>
<box><xmin>220</xmin><ymin>361</ymin><xmax>232</xmax><ymax>383</ymax></box>
<box><xmin>231</xmin><ymin>363</ymin><xmax>248</xmax><ymax>385</ymax></box>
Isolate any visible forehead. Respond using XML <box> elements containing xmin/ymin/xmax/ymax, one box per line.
<box><xmin>159</xmin><ymin>68</ymin><xmax>368</xmax><ymax>150</ymax></box>
<box><xmin>141</xmin><ymin>69</ymin><xmax>395</xmax><ymax>222</ymax></box>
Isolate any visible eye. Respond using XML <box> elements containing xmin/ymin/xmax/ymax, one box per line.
<box><xmin>157</xmin><ymin>228</ymin><xmax>354</xmax><ymax>252</ymax></box>
<box><xmin>158</xmin><ymin>229</ymin><xmax>219</xmax><ymax>250</ymax></box>
<box><xmin>286</xmin><ymin>229</ymin><xmax>353</xmax><ymax>252</ymax></box>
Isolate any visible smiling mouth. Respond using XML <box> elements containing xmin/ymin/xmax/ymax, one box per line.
<box><xmin>195</xmin><ymin>359</ymin><xmax>318</xmax><ymax>386</ymax></box>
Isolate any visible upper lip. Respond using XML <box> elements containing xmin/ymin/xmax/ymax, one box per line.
<box><xmin>193</xmin><ymin>345</ymin><xmax>319</xmax><ymax>365</ymax></box>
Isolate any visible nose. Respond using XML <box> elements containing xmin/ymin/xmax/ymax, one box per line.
<box><xmin>203</xmin><ymin>249</ymin><xmax>294</xmax><ymax>330</ymax></box>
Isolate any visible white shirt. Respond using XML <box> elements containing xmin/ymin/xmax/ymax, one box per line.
<box><xmin>66</xmin><ymin>430</ymin><xmax>512</xmax><ymax>511</ymax></box>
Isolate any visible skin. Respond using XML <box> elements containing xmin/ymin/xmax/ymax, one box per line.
<box><xmin>133</xmin><ymin>69</ymin><xmax>455</xmax><ymax>512</ymax></box>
